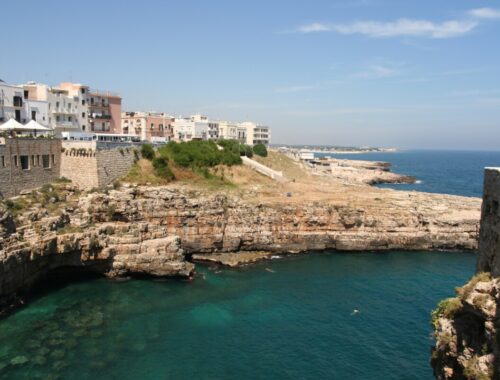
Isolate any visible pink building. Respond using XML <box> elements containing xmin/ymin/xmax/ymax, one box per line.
<box><xmin>87</xmin><ymin>89</ymin><xmax>122</xmax><ymax>133</ymax></box>
<box><xmin>122</xmin><ymin>111</ymin><xmax>174</xmax><ymax>142</ymax></box>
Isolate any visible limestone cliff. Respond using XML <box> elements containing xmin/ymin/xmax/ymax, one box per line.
<box><xmin>0</xmin><ymin>184</ymin><xmax>480</xmax><ymax>314</ymax></box>
<box><xmin>432</xmin><ymin>168</ymin><xmax>500</xmax><ymax>380</ymax></box>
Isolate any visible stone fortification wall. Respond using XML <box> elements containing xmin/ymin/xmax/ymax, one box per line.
<box><xmin>477</xmin><ymin>167</ymin><xmax>500</xmax><ymax>276</ymax></box>
<box><xmin>0</xmin><ymin>138</ymin><xmax>61</xmax><ymax>198</ymax></box>
<box><xmin>60</xmin><ymin>141</ymin><xmax>137</xmax><ymax>189</ymax></box>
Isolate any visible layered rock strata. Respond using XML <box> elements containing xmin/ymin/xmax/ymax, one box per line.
<box><xmin>1</xmin><ymin>185</ymin><xmax>480</xmax><ymax>314</ymax></box>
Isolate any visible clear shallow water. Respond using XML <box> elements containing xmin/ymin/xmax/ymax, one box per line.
<box><xmin>0</xmin><ymin>252</ymin><xmax>475</xmax><ymax>380</ymax></box>
<box><xmin>317</xmin><ymin>150</ymin><xmax>500</xmax><ymax>197</ymax></box>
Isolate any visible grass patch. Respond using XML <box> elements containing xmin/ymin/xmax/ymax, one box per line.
<box><xmin>456</xmin><ymin>272</ymin><xmax>492</xmax><ymax>299</ymax></box>
<box><xmin>431</xmin><ymin>298</ymin><xmax>462</xmax><ymax>329</ymax></box>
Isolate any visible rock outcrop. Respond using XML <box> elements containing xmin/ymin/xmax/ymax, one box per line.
<box><xmin>432</xmin><ymin>168</ymin><xmax>500</xmax><ymax>380</ymax></box>
<box><xmin>1</xmin><ymin>184</ymin><xmax>480</xmax><ymax>315</ymax></box>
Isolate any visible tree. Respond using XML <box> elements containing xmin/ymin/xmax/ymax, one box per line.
<box><xmin>253</xmin><ymin>143</ymin><xmax>268</xmax><ymax>157</ymax></box>
<box><xmin>141</xmin><ymin>144</ymin><xmax>155</xmax><ymax>160</ymax></box>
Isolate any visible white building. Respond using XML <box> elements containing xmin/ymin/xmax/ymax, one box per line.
<box><xmin>218</xmin><ymin>121</ymin><xmax>238</xmax><ymax>140</ymax></box>
<box><xmin>23</xmin><ymin>82</ymin><xmax>90</xmax><ymax>136</ymax></box>
<box><xmin>0</xmin><ymin>80</ymin><xmax>28</xmax><ymax>124</ymax></box>
<box><xmin>239</xmin><ymin>122</ymin><xmax>271</xmax><ymax>145</ymax></box>
<box><xmin>172</xmin><ymin>116</ymin><xmax>208</xmax><ymax>142</ymax></box>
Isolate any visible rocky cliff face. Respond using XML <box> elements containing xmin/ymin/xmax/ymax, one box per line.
<box><xmin>432</xmin><ymin>168</ymin><xmax>500</xmax><ymax>380</ymax></box>
<box><xmin>1</xmin><ymin>185</ymin><xmax>480</xmax><ymax>314</ymax></box>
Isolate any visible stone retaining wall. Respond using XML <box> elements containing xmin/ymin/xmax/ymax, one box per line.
<box><xmin>60</xmin><ymin>141</ymin><xmax>137</xmax><ymax>189</ymax></box>
<box><xmin>0</xmin><ymin>138</ymin><xmax>61</xmax><ymax>198</ymax></box>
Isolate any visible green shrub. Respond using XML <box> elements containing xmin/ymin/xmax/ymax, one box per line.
<box><xmin>152</xmin><ymin>156</ymin><xmax>175</xmax><ymax>180</ymax></box>
<box><xmin>253</xmin><ymin>143</ymin><xmax>268</xmax><ymax>157</ymax></box>
<box><xmin>159</xmin><ymin>140</ymin><xmax>241</xmax><ymax>169</ymax></box>
<box><xmin>238</xmin><ymin>144</ymin><xmax>253</xmax><ymax>158</ymax></box>
<box><xmin>141</xmin><ymin>144</ymin><xmax>155</xmax><ymax>160</ymax></box>
<box><xmin>431</xmin><ymin>298</ymin><xmax>462</xmax><ymax>329</ymax></box>
<box><xmin>456</xmin><ymin>272</ymin><xmax>492</xmax><ymax>299</ymax></box>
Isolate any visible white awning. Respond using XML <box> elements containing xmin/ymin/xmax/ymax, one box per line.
<box><xmin>24</xmin><ymin>120</ymin><xmax>53</xmax><ymax>131</ymax></box>
<box><xmin>0</xmin><ymin>118</ymin><xmax>25</xmax><ymax>131</ymax></box>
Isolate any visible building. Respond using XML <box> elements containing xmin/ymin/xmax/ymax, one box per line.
<box><xmin>0</xmin><ymin>136</ymin><xmax>61</xmax><ymax>198</ymax></box>
<box><xmin>218</xmin><ymin>121</ymin><xmax>238</xmax><ymax>140</ymax></box>
<box><xmin>172</xmin><ymin>116</ymin><xmax>209</xmax><ymax>142</ymax></box>
<box><xmin>239</xmin><ymin>122</ymin><xmax>271</xmax><ymax>145</ymax></box>
<box><xmin>87</xmin><ymin>89</ymin><xmax>122</xmax><ymax>133</ymax></box>
<box><xmin>0</xmin><ymin>80</ymin><xmax>28</xmax><ymax>124</ymax></box>
<box><xmin>23</xmin><ymin>82</ymin><xmax>88</xmax><ymax>135</ymax></box>
<box><xmin>121</xmin><ymin>111</ymin><xmax>174</xmax><ymax>142</ymax></box>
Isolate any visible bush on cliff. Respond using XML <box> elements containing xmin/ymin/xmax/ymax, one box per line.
<box><xmin>141</xmin><ymin>144</ymin><xmax>155</xmax><ymax>161</ymax></box>
<box><xmin>152</xmin><ymin>156</ymin><xmax>175</xmax><ymax>181</ymax></box>
<box><xmin>240</xmin><ymin>144</ymin><xmax>253</xmax><ymax>158</ymax></box>
<box><xmin>158</xmin><ymin>140</ymin><xmax>242</xmax><ymax>169</ymax></box>
<box><xmin>253</xmin><ymin>143</ymin><xmax>268</xmax><ymax>157</ymax></box>
<box><xmin>431</xmin><ymin>298</ymin><xmax>462</xmax><ymax>329</ymax></box>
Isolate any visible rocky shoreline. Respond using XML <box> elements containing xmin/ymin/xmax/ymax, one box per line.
<box><xmin>0</xmin><ymin>182</ymin><xmax>480</xmax><ymax>316</ymax></box>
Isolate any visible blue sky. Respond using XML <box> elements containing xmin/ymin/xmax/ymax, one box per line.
<box><xmin>1</xmin><ymin>0</ymin><xmax>499</xmax><ymax>149</ymax></box>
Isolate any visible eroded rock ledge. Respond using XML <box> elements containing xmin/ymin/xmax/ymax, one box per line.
<box><xmin>1</xmin><ymin>185</ymin><xmax>480</xmax><ymax>314</ymax></box>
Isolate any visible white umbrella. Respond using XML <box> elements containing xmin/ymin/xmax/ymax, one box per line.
<box><xmin>24</xmin><ymin>120</ymin><xmax>53</xmax><ymax>131</ymax></box>
<box><xmin>0</xmin><ymin>118</ymin><xmax>25</xmax><ymax>131</ymax></box>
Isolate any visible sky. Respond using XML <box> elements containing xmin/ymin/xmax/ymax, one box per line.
<box><xmin>1</xmin><ymin>0</ymin><xmax>499</xmax><ymax>149</ymax></box>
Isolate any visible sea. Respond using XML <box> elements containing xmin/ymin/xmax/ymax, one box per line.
<box><xmin>1</xmin><ymin>150</ymin><xmax>500</xmax><ymax>380</ymax></box>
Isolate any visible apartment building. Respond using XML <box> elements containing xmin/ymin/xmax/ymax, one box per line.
<box><xmin>122</xmin><ymin>111</ymin><xmax>174</xmax><ymax>142</ymax></box>
<box><xmin>87</xmin><ymin>89</ymin><xmax>122</xmax><ymax>133</ymax></box>
<box><xmin>0</xmin><ymin>80</ymin><xmax>28</xmax><ymax>124</ymax></box>
<box><xmin>239</xmin><ymin>122</ymin><xmax>271</xmax><ymax>145</ymax></box>
<box><xmin>172</xmin><ymin>116</ymin><xmax>208</xmax><ymax>142</ymax></box>
<box><xmin>23</xmin><ymin>82</ymin><xmax>88</xmax><ymax>135</ymax></box>
<box><xmin>218</xmin><ymin>121</ymin><xmax>238</xmax><ymax>140</ymax></box>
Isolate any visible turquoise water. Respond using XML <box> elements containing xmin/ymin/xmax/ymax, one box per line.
<box><xmin>0</xmin><ymin>252</ymin><xmax>475</xmax><ymax>380</ymax></box>
<box><xmin>318</xmin><ymin>150</ymin><xmax>500</xmax><ymax>197</ymax></box>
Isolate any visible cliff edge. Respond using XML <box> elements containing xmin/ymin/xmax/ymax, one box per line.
<box><xmin>432</xmin><ymin>168</ymin><xmax>500</xmax><ymax>380</ymax></box>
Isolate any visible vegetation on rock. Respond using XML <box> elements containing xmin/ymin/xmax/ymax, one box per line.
<box><xmin>140</xmin><ymin>144</ymin><xmax>155</xmax><ymax>161</ymax></box>
<box><xmin>253</xmin><ymin>143</ymin><xmax>268</xmax><ymax>157</ymax></box>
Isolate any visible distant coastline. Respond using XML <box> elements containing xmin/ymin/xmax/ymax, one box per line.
<box><xmin>271</xmin><ymin>144</ymin><xmax>399</xmax><ymax>155</ymax></box>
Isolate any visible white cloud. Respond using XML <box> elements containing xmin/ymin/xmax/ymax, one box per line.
<box><xmin>297</xmin><ymin>23</ymin><xmax>331</xmax><ymax>33</ymax></box>
<box><xmin>469</xmin><ymin>8</ymin><xmax>500</xmax><ymax>19</ymax></box>
<box><xmin>274</xmin><ymin>85</ymin><xmax>319</xmax><ymax>93</ymax></box>
<box><xmin>353</xmin><ymin>65</ymin><xmax>398</xmax><ymax>78</ymax></box>
<box><xmin>297</xmin><ymin>19</ymin><xmax>478</xmax><ymax>38</ymax></box>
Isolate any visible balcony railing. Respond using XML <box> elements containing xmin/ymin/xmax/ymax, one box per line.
<box><xmin>52</xmin><ymin>109</ymin><xmax>76</xmax><ymax>115</ymax></box>
<box><xmin>90</xmin><ymin>114</ymin><xmax>112</xmax><ymax>120</ymax></box>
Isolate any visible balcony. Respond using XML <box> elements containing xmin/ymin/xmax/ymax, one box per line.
<box><xmin>88</xmin><ymin>103</ymin><xmax>109</xmax><ymax>109</ymax></box>
<box><xmin>56</xmin><ymin>121</ymin><xmax>78</xmax><ymax>128</ymax></box>
<box><xmin>52</xmin><ymin>109</ymin><xmax>76</xmax><ymax>115</ymax></box>
<box><xmin>90</xmin><ymin>114</ymin><xmax>112</xmax><ymax>120</ymax></box>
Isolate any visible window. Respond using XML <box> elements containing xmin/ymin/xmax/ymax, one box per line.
<box><xmin>1</xmin><ymin>156</ymin><xmax>4</xmax><ymax>167</ymax></box>
<box><xmin>42</xmin><ymin>155</ymin><xmax>50</xmax><ymax>169</ymax></box>
<box><xmin>81</xmin><ymin>88</ymin><xmax>86</xmax><ymax>94</ymax></box>
<box><xmin>13</xmin><ymin>96</ymin><xmax>23</xmax><ymax>107</ymax></box>
<box><xmin>13</xmin><ymin>156</ymin><xmax>18</xmax><ymax>167</ymax></box>
<box><xmin>37</xmin><ymin>155</ymin><xmax>40</xmax><ymax>166</ymax></box>
<box><xmin>68</xmin><ymin>116</ymin><xmax>72</xmax><ymax>122</ymax></box>
<box><xmin>31</xmin><ymin>111</ymin><xmax>36</xmax><ymax>120</ymax></box>
<box><xmin>20</xmin><ymin>155</ymin><xmax>29</xmax><ymax>170</ymax></box>
<box><xmin>82</xmin><ymin>100</ymin><xmax>85</xmax><ymax>105</ymax></box>
<box><xmin>56</xmin><ymin>116</ymin><xmax>60</xmax><ymax>122</ymax></box>
<box><xmin>151</xmin><ymin>123</ymin><xmax>154</xmax><ymax>130</ymax></box>
<box><xmin>159</xmin><ymin>124</ymin><xmax>164</xmax><ymax>131</ymax></box>
<box><xmin>82</xmin><ymin>112</ymin><xmax>86</xmax><ymax>118</ymax></box>
<box><xmin>24</xmin><ymin>90</ymin><xmax>29</xmax><ymax>99</ymax></box>
<box><xmin>82</xmin><ymin>125</ymin><xmax>86</xmax><ymax>131</ymax></box>
<box><xmin>56</xmin><ymin>101</ymin><xmax>60</xmax><ymax>108</ymax></box>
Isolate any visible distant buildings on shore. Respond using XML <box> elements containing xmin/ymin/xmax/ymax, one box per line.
<box><xmin>0</xmin><ymin>79</ymin><xmax>270</xmax><ymax>146</ymax></box>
